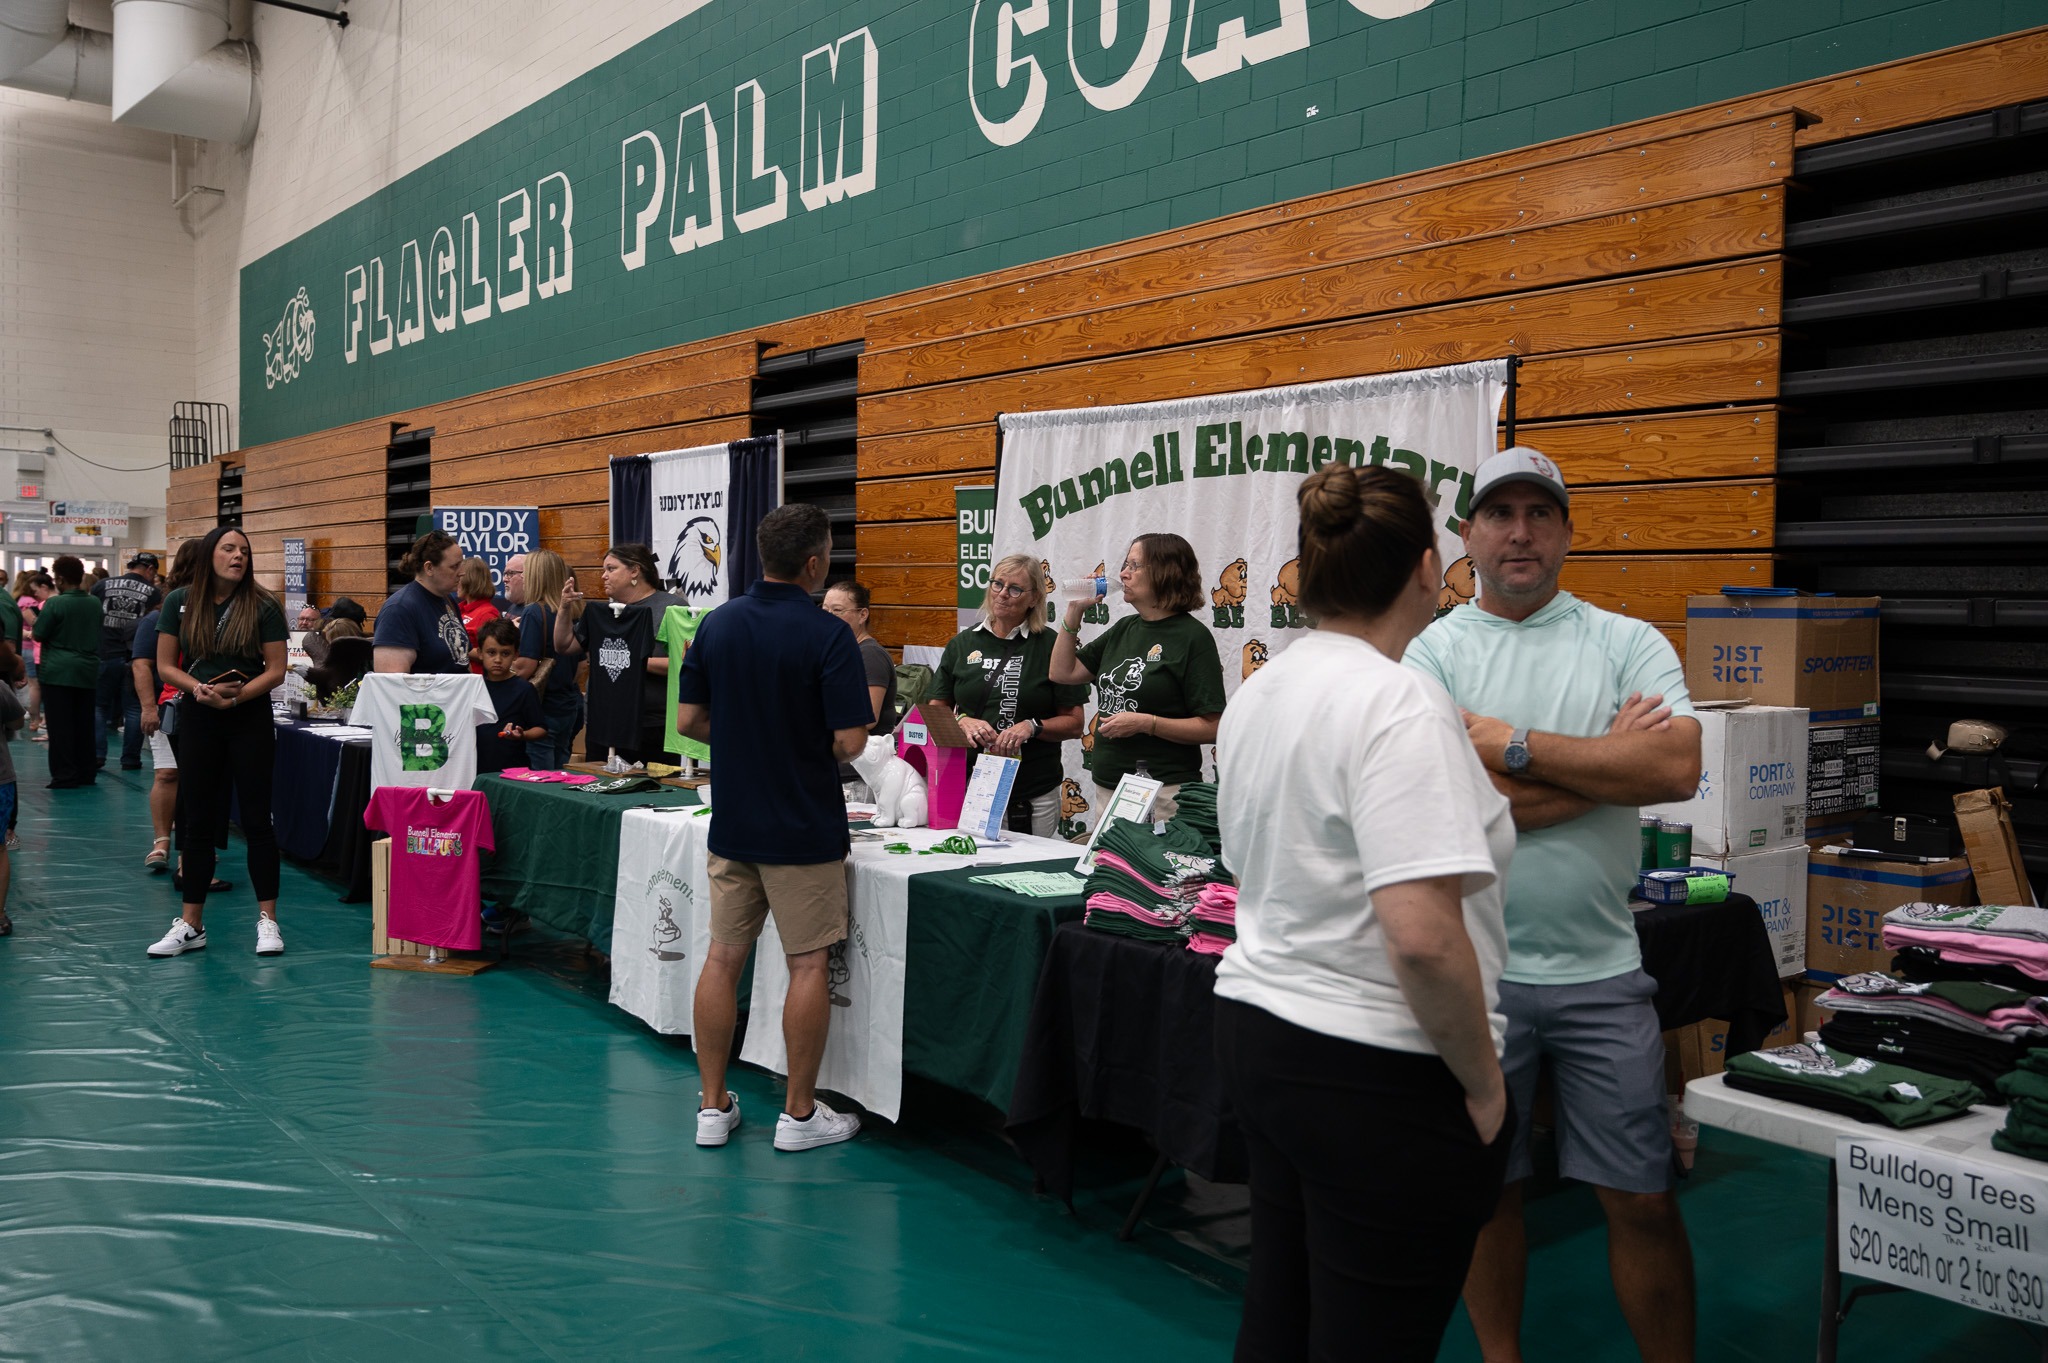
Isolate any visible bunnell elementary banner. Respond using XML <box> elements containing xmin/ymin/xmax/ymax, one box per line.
<box><xmin>994</xmin><ymin>359</ymin><xmax>1506</xmax><ymax>836</ymax></box>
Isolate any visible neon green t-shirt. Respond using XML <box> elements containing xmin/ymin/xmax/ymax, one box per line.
<box><xmin>1404</xmin><ymin>592</ymin><xmax>1695</xmax><ymax>986</ymax></box>
<box><xmin>659</xmin><ymin>604</ymin><xmax>711</xmax><ymax>762</ymax></box>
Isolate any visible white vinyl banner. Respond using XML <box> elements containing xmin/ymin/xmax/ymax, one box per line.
<box><xmin>994</xmin><ymin>361</ymin><xmax>1508</xmax><ymax>837</ymax></box>
<box><xmin>647</xmin><ymin>443</ymin><xmax>729</xmax><ymax>607</ymax></box>
<box><xmin>609</xmin><ymin>808</ymin><xmax>716</xmax><ymax>1036</ymax></box>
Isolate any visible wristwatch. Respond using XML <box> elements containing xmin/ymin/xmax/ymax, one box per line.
<box><xmin>1504</xmin><ymin>727</ymin><xmax>1532</xmax><ymax>776</ymax></box>
<box><xmin>1028</xmin><ymin>718</ymin><xmax>1043</xmax><ymax>741</ymax></box>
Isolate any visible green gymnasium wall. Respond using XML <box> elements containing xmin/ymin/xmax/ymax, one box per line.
<box><xmin>238</xmin><ymin>0</ymin><xmax>2031</xmax><ymax>446</ymax></box>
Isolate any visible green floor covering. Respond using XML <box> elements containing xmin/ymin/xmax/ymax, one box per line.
<box><xmin>1</xmin><ymin>752</ymin><xmax>2042</xmax><ymax>1360</ymax></box>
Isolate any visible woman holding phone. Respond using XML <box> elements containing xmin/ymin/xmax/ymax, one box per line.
<box><xmin>148</xmin><ymin>527</ymin><xmax>290</xmax><ymax>959</ymax></box>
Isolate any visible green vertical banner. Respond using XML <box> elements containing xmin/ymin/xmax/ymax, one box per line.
<box><xmin>956</xmin><ymin>485</ymin><xmax>995</xmax><ymax>625</ymax></box>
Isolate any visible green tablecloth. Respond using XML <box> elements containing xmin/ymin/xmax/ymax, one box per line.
<box><xmin>901</xmin><ymin>858</ymin><xmax>1088</xmax><ymax>1111</ymax></box>
<box><xmin>475</xmin><ymin>776</ymin><xmax>700</xmax><ymax>952</ymax></box>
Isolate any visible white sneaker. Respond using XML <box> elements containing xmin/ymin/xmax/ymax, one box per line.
<box><xmin>255</xmin><ymin>917</ymin><xmax>284</xmax><ymax>956</ymax></box>
<box><xmin>774</xmin><ymin>1099</ymin><xmax>860</xmax><ymax>1151</ymax></box>
<box><xmin>695</xmin><ymin>1091</ymin><xmax>742</xmax><ymax>1147</ymax></box>
<box><xmin>147</xmin><ymin>919</ymin><xmax>206</xmax><ymax>957</ymax></box>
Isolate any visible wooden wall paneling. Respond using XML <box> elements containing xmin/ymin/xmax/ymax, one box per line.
<box><xmin>1511</xmin><ymin>407</ymin><xmax>1777</xmax><ymax>484</ymax></box>
<box><xmin>864</xmin><ymin>190</ymin><xmax>1781</xmax><ymax>392</ymax></box>
<box><xmin>428</xmin><ymin>342</ymin><xmax>755</xmax><ymax>438</ymax></box>
<box><xmin>1515</xmin><ymin>332</ymin><xmax>1779</xmax><ymax>418</ymax></box>
<box><xmin>856</xmin><ymin>564</ymin><xmax>957</xmax><ymax>601</ymax></box>
<box><xmin>868</xmin><ymin>605</ymin><xmax>959</xmax><ymax>649</ymax></box>
<box><xmin>860</xmin><ymin>262</ymin><xmax>1780</xmax><ymax>437</ymax></box>
<box><xmin>432</xmin><ymin>419</ymin><xmax>753</xmax><ymax>496</ymax></box>
<box><xmin>238</xmin><ymin>468</ymin><xmax>386</xmax><ymax>518</ymax></box>
<box><xmin>1560</xmin><ymin>554</ymin><xmax>1774</xmax><ymax>618</ymax></box>
<box><xmin>1788</xmin><ymin>28</ymin><xmax>2048</xmax><ymax>147</ymax></box>
<box><xmin>856</xmin><ymin>520</ymin><xmax>955</xmax><ymax>566</ymax></box>
<box><xmin>430</xmin><ymin>379</ymin><xmax>754</xmax><ymax>461</ymax></box>
<box><xmin>862</xmin><ymin>110</ymin><xmax>1805</xmax><ymax>340</ymax></box>
<box><xmin>858</xmin><ymin>426</ymin><xmax>1000</xmax><ymax>480</ymax></box>
<box><xmin>858</xmin><ymin>472</ymin><xmax>995</xmax><ymax>524</ymax></box>
<box><xmin>1568</xmin><ymin>480</ymin><xmax>1773</xmax><ymax>553</ymax></box>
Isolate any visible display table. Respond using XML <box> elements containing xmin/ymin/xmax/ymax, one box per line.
<box><xmin>1685</xmin><ymin>1074</ymin><xmax>2040</xmax><ymax>1361</ymax></box>
<box><xmin>269</xmin><ymin>721</ymin><xmax>375</xmax><ymax>900</ymax></box>
<box><xmin>1008</xmin><ymin>891</ymin><xmax>1786</xmax><ymax>1214</ymax></box>
<box><xmin>1007</xmin><ymin>923</ymin><xmax>1248</xmax><ymax>1206</ymax></box>
<box><xmin>476</xmin><ymin>775</ymin><xmax>700</xmax><ymax>951</ymax></box>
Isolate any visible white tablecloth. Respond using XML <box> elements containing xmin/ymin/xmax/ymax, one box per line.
<box><xmin>608</xmin><ymin>807</ymin><xmax>716</xmax><ymax>1035</ymax></box>
<box><xmin>1686</xmin><ymin>1072</ymin><xmax>2011</xmax><ymax>1164</ymax></box>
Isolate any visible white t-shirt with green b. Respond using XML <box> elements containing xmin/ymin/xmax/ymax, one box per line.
<box><xmin>1404</xmin><ymin>591</ymin><xmax>1696</xmax><ymax>987</ymax></box>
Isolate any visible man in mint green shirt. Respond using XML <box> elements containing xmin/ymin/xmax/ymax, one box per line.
<box><xmin>1406</xmin><ymin>448</ymin><xmax>1702</xmax><ymax>1363</ymax></box>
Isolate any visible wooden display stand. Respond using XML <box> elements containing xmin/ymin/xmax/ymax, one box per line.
<box><xmin>369</xmin><ymin>836</ymin><xmax>492</xmax><ymax>975</ymax></box>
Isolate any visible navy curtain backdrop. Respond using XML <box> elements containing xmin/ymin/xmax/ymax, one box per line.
<box><xmin>607</xmin><ymin>437</ymin><xmax>781</xmax><ymax>592</ymax></box>
<box><xmin>609</xmin><ymin>455</ymin><xmax>652</xmax><ymax>548</ymax></box>
<box><xmin>724</xmin><ymin>435</ymin><xmax>780</xmax><ymax>599</ymax></box>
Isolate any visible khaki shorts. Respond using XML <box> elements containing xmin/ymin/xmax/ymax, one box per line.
<box><xmin>708</xmin><ymin>854</ymin><xmax>849</xmax><ymax>956</ymax></box>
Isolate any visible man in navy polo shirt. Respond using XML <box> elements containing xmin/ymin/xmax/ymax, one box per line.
<box><xmin>677</xmin><ymin>503</ymin><xmax>874</xmax><ymax>1153</ymax></box>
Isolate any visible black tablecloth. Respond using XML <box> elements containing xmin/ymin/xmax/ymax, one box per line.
<box><xmin>1634</xmin><ymin>891</ymin><xmax>1787</xmax><ymax>1051</ymax></box>
<box><xmin>313</xmin><ymin>741</ymin><xmax>375</xmax><ymax>902</ymax></box>
<box><xmin>272</xmin><ymin>723</ymin><xmax>349</xmax><ymax>860</ymax></box>
<box><xmin>1006</xmin><ymin>925</ymin><xmax>1248</xmax><ymax>1204</ymax></box>
<box><xmin>1007</xmin><ymin>889</ymin><xmax>1785</xmax><ymax>1201</ymax></box>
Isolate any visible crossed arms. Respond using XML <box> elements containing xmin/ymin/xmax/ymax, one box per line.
<box><xmin>1461</xmin><ymin>693</ymin><xmax>1701</xmax><ymax>831</ymax></box>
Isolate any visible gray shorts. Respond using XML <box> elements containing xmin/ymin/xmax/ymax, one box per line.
<box><xmin>1498</xmin><ymin>968</ymin><xmax>1672</xmax><ymax>1194</ymax></box>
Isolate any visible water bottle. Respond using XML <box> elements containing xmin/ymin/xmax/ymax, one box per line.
<box><xmin>1062</xmin><ymin>573</ymin><xmax>1109</xmax><ymax>606</ymax></box>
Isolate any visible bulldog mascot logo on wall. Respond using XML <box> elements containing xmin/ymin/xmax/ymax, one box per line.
<box><xmin>1211</xmin><ymin>557</ymin><xmax>1247</xmax><ymax>630</ymax></box>
<box><xmin>1270</xmin><ymin>558</ymin><xmax>1305</xmax><ymax>630</ymax></box>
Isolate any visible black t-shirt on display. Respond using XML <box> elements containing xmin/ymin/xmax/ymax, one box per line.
<box><xmin>476</xmin><ymin>675</ymin><xmax>544</xmax><ymax>774</ymax></box>
<box><xmin>575</xmin><ymin>590</ymin><xmax>683</xmax><ymax>734</ymax></box>
<box><xmin>373</xmin><ymin>581</ymin><xmax>470</xmax><ymax>674</ymax></box>
<box><xmin>579</xmin><ymin>602</ymin><xmax>657</xmax><ymax>752</ymax></box>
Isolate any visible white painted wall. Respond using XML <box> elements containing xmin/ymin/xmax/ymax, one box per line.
<box><xmin>189</xmin><ymin>0</ymin><xmax>716</xmax><ymax>425</ymax></box>
<box><xmin>0</xmin><ymin>86</ymin><xmax>194</xmax><ymax>551</ymax></box>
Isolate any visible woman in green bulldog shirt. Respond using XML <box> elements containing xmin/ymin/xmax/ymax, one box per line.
<box><xmin>1051</xmin><ymin>533</ymin><xmax>1226</xmax><ymax>813</ymax></box>
<box><xmin>925</xmin><ymin>554</ymin><xmax>1087</xmax><ymax>837</ymax></box>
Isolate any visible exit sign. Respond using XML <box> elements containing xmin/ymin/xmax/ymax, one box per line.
<box><xmin>16</xmin><ymin>482</ymin><xmax>39</xmax><ymax>501</ymax></box>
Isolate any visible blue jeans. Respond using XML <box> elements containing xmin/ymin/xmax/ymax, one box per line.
<box><xmin>525</xmin><ymin>694</ymin><xmax>584</xmax><ymax>770</ymax></box>
<box><xmin>95</xmin><ymin>656</ymin><xmax>142</xmax><ymax>766</ymax></box>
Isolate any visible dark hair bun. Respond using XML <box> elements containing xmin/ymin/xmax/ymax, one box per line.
<box><xmin>1297</xmin><ymin>466</ymin><xmax>1362</xmax><ymax>538</ymax></box>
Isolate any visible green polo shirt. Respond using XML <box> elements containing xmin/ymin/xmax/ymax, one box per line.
<box><xmin>157</xmin><ymin>587</ymin><xmax>289</xmax><ymax>684</ymax></box>
<box><xmin>0</xmin><ymin>593</ymin><xmax>20</xmax><ymax>649</ymax></box>
<box><xmin>31</xmin><ymin>589</ymin><xmax>102</xmax><ymax>689</ymax></box>
<box><xmin>932</xmin><ymin>622</ymin><xmax>1088</xmax><ymax>798</ymax></box>
<box><xmin>1404</xmin><ymin>591</ymin><xmax>1695</xmax><ymax>986</ymax></box>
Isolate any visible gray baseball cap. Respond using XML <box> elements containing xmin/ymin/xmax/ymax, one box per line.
<box><xmin>1471</xmin><ymin>446</ymin><xmax>1569</xmax><ymax>512</ymax></box>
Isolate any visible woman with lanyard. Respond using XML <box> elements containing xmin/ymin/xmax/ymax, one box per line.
<box><xmin>552</xmin><ymin>544</ymin><xmax>683</xmax><ymax>765</ymax></box>
<box><xmin>822</xmin><ymin>581</ymin><xmax>898</xmax><ymax>735</ymax></box>
<box><xmin>1214</xmin><ymin>465</ymin><xmax>1512</xmax><ymax>1360</ymax></box>
<box><xmin>147</xmin><ymin>526</ymin><xmax>290</xmax><ymax>959</ymax></box>
<box><xmin>514</xmin><ymin>549</ymin><xmax>585</xmax><ymax>769</ymax></box>
<box><xmin>1049</xmin><ymin>532</ymin><xmax>1226</xmax><ymax>818</ymax></box>
<box><xmin>372</xmin><ymin>530</ymin><xmax>471</xmax><ymax>674</ymax></box>
<box><xmin>924</xmin><ymin>555</ymin><xmax>1086</xmax><ymax>837</ymax></box>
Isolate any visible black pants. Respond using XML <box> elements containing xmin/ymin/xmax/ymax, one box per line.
<box><xmin>174</xmin><ymin>700</ymin><xmax>279</xmax><ymax>908</ymax></box>
<box><xmin>43</xmin><ymin>684</ymin><xmax>97</xmax><ymax>787</ymax></box>
<box><xmin>96</xmin><ymin>655</ymin><xmax>143</xmax><ymax>766</ymax></box>
<box><xmin>1214</xmin><ymin>997</ymin><xmax>1512</xmax><ymax>1363</ymax></box>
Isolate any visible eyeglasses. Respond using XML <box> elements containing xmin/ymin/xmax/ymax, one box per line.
<box><xmin>989</xmin><ymin>582</ymin><xmax>1031</xmax><ymax>599</ymax></box>
<box><xmin>504</xmin><ymin>568</ymin><xmax>525</xmax><ymax>577</ymax></box>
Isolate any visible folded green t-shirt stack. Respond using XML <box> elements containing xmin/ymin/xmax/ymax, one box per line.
<box><xmin>1723</xmin><ymin>1043</ymin><xmax>1983</xmax><ymax>1129</ymax></box>
<box><xmin>1993</xmin><ymin>1052</ymin><xmax>2048</xmax><ymax>1159</ymax></box>
<box><xmin>1170</xmin><ymin>782</ymin><xmax>1221</xmax><ymax>858</ymax></box>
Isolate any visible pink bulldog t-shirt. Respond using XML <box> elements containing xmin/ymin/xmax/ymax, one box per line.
<box><xmin>365</xmin><ymin>787</ymin><xmax>495</xmax><ymax>951</ymax></box>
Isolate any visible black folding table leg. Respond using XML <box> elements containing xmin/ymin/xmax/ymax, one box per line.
<box><xmin>1119</xmin><ymin>1151</ymin><xmax>1172</xmax><ymax>1243</ymax></box>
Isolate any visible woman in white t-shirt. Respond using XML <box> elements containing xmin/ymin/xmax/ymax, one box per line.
<box><xmin>1214</xmin><ymin>463</ymin><xmax>1516</xmax><ymax>1362</ymax></box>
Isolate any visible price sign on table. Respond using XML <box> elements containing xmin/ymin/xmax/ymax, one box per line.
<box><xmin>1837</xmin><ymin>1134</ymin><xmax>2048</xmax><ymax>1324</ymax></box>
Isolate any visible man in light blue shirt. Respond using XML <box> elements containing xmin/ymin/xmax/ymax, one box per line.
<box><xmin>1406</xmin><ymin>447</ymin><xmax>1702</xmax><ymax>1363</ymax></box>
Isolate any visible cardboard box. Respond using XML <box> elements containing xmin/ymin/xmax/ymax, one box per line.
<box><xmin>1804</xmin><ymin>847</ymin><xmax>1974</xmax><ymax>981</ymax></box>
<box><xmin>1954</xmin><ymin>787</ymin><xmax>2036</xmax><ymax>906</ymax></box>
<box><xmin>1644</xmin><ymin>704</ymin><xmax>1808</xmax><ymax>855</ymax></box>
<box><xmin>1792</xmin><ymin>979</ymin><xmax>1830</xmax><ymax>1039</ymax></box>
<box><xmin>1685</xmin><ymin>595</ymin><xmax>1880</xmax><ymax>720</ymax></box>
<box><xmin>1700</xmin><ymin>843</ymin><xmax>1808</xmax><ymax>978</ymax></box>
<box><xmin>1667</xmin><ymin>984</ymin><xmax>1799</xmax><ymax>1083</ymax></box>
<box><xmin>1807</xmin><ymin>718</ymin><xmax>1882</xmax><ymax>821</ymax></box>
